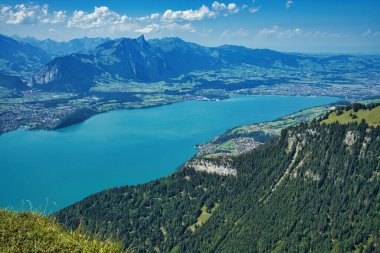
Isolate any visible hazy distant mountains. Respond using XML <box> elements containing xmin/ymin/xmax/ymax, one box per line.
<box><xmin>0</xmin><ymin>34</ymin><xmax>374</xmax><ymax>93</ymax></box>
<box><xmin>12</xmin><ymin>35</ymin><xmax>110</xmax><ymax>58</ymax></box>
<box><xmin>31</xmin><ymin>35</ymin><xmax>308</xmax><ymax>92</ymax></box>
<box><xmin>0</xmin><ymin>35</ymin><xmax>51</xmax><ymax>79</ymax></box>
<box><xmin>0</xmin><ymin>34</ymin><xmax>110</xmax><ymax>90</ymax></box>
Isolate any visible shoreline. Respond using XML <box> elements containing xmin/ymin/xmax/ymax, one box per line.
<box><xmin>0</xmin><ymin>93</ymin><xmax>344</xmax><ymax>136</ymax></box>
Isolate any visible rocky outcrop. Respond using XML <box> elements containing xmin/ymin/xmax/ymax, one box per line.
<box><xmin>185</xmin><ymin>159</ymin><xmax>237</xmax><ymax>176</ymax></box>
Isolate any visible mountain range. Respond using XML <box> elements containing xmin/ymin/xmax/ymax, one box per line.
<box><xmin>0</xmin><ymin>34</ymin><xmax>108</xmax><ymax>90</ymax></box>
<box><xmin>0</xmin><ymin>34</ymin><xmax>51</xmax><ymax>79</ymax></box>
<box><xmin>12</xmin><ymin>35</ymin><xmax>110</xmax><ymax>58</ymax></box>
<box><xmin>31</xmin><ymin>35</ymin><xmax>315</xmax><ymax>92</ymax></box>
<box><xmin>0</xmin><ymin>34</ymin><xmax>375</xmax><ymax>94</ymax></box>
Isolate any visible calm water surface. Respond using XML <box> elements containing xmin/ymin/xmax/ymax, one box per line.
<box><xmin>0</xmin><ymin>95</ymin><xmax>339</xmax><ymax>212</ymax></box>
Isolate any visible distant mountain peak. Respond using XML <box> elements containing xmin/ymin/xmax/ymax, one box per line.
<box><xmin>136</xmin><ymin>34</ymin><xmax>146</xmax><ymax>42</ymax></box>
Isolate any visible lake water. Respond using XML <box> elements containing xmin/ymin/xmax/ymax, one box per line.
<box><xmin>0</xmin><ymin>95</ymin><xmax>339</xmax><ymax>212</ymax></box>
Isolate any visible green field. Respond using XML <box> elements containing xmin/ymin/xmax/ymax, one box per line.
<box><xmin>322</xmin><ymin>105</ymin><xmax>380</xmax><ymax>126</ymax></box>
<box><xmin>189</xmin><ymin>204</ymin><xmax>219</xmax><ymax>232</ymax></box>
<box><xmin>0</xmin><ymin>209</ymin><xmax>125</xmax><ymax>253</ymax></box>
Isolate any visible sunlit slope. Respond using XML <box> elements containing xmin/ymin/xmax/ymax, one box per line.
<box><xmin>0</xmin><ymin>209</ymin><xmax>125</xmax><ymax>253</ymax></box>
<box><xmin>322</xmin><ymin>104</ymin><xmax>380</xmax><ymax>126</ymax></box>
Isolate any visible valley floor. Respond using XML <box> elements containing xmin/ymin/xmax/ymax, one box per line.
<box><xmin>1</xmin><ymin>59</ymin><xmax>380</xmax><ymax>135</ymax></box>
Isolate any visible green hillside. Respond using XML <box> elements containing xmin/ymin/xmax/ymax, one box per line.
<box><xmin>0</xmin><ymin>209</ymin><xmax>125</xmax><ymax>253</ymax></box>
<box><xmin>56</xmin><ymin>118</ymin><xmax>380</xmax><ymax>252</ymax></box>
<box><xmin>178</xmin><ymin>122</ymin><xmax>380</xmax><ymax>252</ymax></box>
<box><xmin>322</xmin><ymin>104</ymin><xmax>380</xmax><ymax>126</ymax></box>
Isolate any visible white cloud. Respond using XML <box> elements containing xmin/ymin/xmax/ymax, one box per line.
<box><xmin>282</xmin><ymin>28</ymin><xmax>302</xmax><ymax>38</ymax></box>
<box><xmin>257</xmin><ymin>26</ymin><xmax>351</xmax><ymax>41</ymax></box>
<box><xmin>136</xmin><ymin>23</ymin><xmax>196</xmax><ymax>34</ymax></box>
<box><xmin>50</xmin><ymin>11</ymin><xmax>67</xmax><ymax>24</ymax></box>
<box><xmin>135</xmin><ymin>24</ymin><xmax>160</xmax><ymax>33</ymax></box>
<box><xmin>0</xmin><ymin>2</ymin><xmax>246</xmax><ymax>35</ymax></box>
<box><xmin>67</xmin><ymin>6</ymin><xmax>130</xmax><ymax>29</ymax></box>
<box><xmin>211</xmin><ymin>2</ymin><xmax>239</xmax><ymax>15</ymax></box>
<box><xmin>303</xmin><ymin>30</ymin><xmax>347</xmax><ymax>39</ymax></box>
<box><xmin>136</xmin><ymin>13</ymin><xmax>160</xmax><ymax>22</ymax></box>
<box><xmin>134</xmin><ymin>2</ymin><xmax>242</xmax><ymax>34</ymax></box>
<box><xmin>67</xmin><ymin>4</ymin><xmax>219</xmax><ymax>33</ymax></box>
<box><xmin>247</xmin><ymin>0</ymin><xmax>260</xmax><ymax>13</ymax></box>
<box><xmin>258</xmin><ymin>26</ymin><xmax>302</xmax><ymax>38</ymax></box>
<box><xmin>160</xmin><ymin>2</ymin><xmax>241</xmax><ymax>22</ymax></box>
<box><xmin>0</xmin><ymin>4</ymin><xmax>66</xmax><ymax>25</ymax></box>
<box><xmin>227</xmin><ymin>3</ymin><xmax>239</xmax><ymax>14</ymax></box>
<box><xmin>221</xmin><ymin>28</ymin><xmax>250</xmax><ymax>38</ymax></box>
<box><xmin>249</xmin><ymin>6</ymin><xmax>260</xmax><ymax>13</ymax></box>
<box><xmin>258</xmin><ymin>26</ymin><xmax>279</xmax><ymax>36</ymax></box>
<box><xmin>285</xmin><ymin>0</ymin><xmax>294</xmax><ymax>10</ymax></box>
<box><xmin>161</xmin><ymin>5</ymin><xmax>216</xmax><ymax>21</ymax></box>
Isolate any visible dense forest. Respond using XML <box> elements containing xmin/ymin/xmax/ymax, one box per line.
<box><xmin>56</xmin><ymin>114</ymin><xmax>380</xmax><ymax>252</ymax></box>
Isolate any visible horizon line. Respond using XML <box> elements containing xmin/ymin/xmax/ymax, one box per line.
<box><xmin>3</xmin><ymin>33</ymin><xmax>380</xmax><ymax>56</ymax></box>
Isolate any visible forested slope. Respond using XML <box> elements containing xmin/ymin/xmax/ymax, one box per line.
<box><xmin>56</xmin><ymin>168</ymin><xmax>231</xmax><ymax>252</ymax></box>
<box><xmin>56</xmin><ymin>116</ymin><xmax>380</xmax><ymax>252</ymax></box>
<box><xmin>177</xmin><ymin>122</ymin><xmax>380</xmax><ymax>252</ymax></box>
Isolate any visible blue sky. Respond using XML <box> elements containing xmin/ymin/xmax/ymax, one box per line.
<box><xmin>0</xmin><ymin>0</ymin><xmax>379</xmax><ymax>53</ymax></box>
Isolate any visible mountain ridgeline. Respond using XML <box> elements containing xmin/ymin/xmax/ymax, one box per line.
<box><xmin>31</xmin><ymin>35</ymin><xmax>307</xmax><ymax>92</ymax></box>
<box><xmin>12</xmin><ymin>36</ymin><xmax>110</xmax><ymax>58</ymax></box>
<box><xmin>0</xmin><ymin>34</ymin><xmax>377</xmax><ymax>94</ymax></box>
<box><xmin>0</xmin><ymin>35</ymin><xmax>51</xmax><ymax>79</ymax></box>
<box><xmin>55</xmin><ymin>115</ymin><xmax>380</xmax><ymax>252</ymax></box>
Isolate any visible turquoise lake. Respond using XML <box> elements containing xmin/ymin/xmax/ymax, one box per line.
<box><xmin>0</xmin><ymin>95</ymin><xmax>339</xmax><ymax>212</ymax></box>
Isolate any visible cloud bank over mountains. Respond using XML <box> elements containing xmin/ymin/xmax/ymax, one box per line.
<box><xmin>0</xmin><ymin>0</ymin><xmax>378</xmax><ymax>53</ymax></box>
<box><xmin>0</xmin><ymin>2</ymin><xmax>247</xmax><ymax>34</ymax></box>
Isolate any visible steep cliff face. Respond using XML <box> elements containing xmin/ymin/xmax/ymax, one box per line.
<box><xmin>31</xmin><ymin>54</ymin><xmax>100</xmax><ymax>91</ymax></box>
<box><xmin>185</xmin><ymin>158</ymin><xmax>237</xmax><ymax>176</ymax></box>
